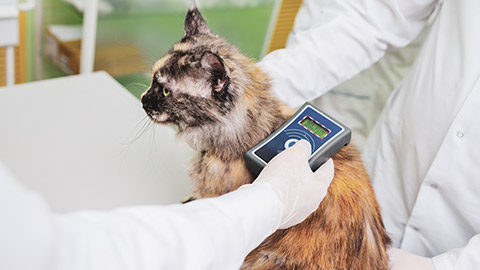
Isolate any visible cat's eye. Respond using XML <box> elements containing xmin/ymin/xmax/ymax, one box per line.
<box><xmin>162</xmin><ymin>87</ymin><xmax>170</xmax><ymax>97</ymax></box>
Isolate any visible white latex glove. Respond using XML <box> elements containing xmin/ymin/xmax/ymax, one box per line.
<box><xmin>388</xmin><ymin>248</ymin><xmax>435</xmax><ymax>270</ymax></box>
<box><xmin>253</xmin><ymin>140</ymin><xmax>334</xmax><ymax>229</ymax></box>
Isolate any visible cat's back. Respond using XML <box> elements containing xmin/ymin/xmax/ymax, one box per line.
<box><xmin>242</xmin><ymin>143</ymin><xmax>390</xmax><ymax>270</ymax></box>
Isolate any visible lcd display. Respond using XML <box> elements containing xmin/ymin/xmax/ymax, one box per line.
<box><xmin>300</xmin><ymin>116</ymin><xmax>330</xmax><ymax>138</ymax></box>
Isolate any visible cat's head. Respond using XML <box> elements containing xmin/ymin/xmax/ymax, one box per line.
<box><xmin>141</xmin><ymin>1</ymin><xmax>250</xmax><ymax>135</ymax></box>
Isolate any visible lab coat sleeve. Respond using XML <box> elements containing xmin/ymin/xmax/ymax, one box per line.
<box><xmin>259</xmin><ymin>0</ymin><xmax>439</xmax><ymax>107</ymax></box>
<box><xmin>0</xmin><ymin>163</ymin><xmax>280</xmax><ymax>270</ymax></box>
<box><xmin>432</xmin><ymin>234</ymin><xmax>480</xmax><ymax>270</ymax></box>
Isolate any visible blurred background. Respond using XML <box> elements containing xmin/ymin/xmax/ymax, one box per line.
<box><xmin>1</xmin><ymin>0</ymin><xmax>300</xmax><ymax>98</ymax></box>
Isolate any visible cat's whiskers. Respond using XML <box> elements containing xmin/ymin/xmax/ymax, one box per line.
<box><xmin>123</xmin><ymin>115</ymin><xmax>156</xmax><ymax>145</ymax></box>
<box><xmin>139</xmin><ymin>47</ymin><xmax>162</xmax><ymax>68</ymax></box>
<box><xmin>126</xmin><ymin>82</ymin><xmax>149</xmax><ymax>89</ymax></box>
<box><xmin>124</xmin><ymin>82</ymin><xmax>150</xmax><ymax>106</ymax></box>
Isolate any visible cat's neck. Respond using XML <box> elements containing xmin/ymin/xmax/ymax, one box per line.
<box><xmin>180</xmin><ymin>85</ymin><xmax>291</xmax><ymax>161</ymax></box>
<box><xmin>179</xmin><ymin>101</ymin><xmax>288</xmax><ymax>161</ymax></box>
<box><xmin>220</xmin><ymin>97</ymin><xmax>289</xmax><ymax>160</ymax></box>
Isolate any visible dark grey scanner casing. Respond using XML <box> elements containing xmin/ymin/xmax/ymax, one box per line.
<box><xmin>245</xmin><ymin>102</ymin><xmax>351</xmax><ymax>176</ymax></box>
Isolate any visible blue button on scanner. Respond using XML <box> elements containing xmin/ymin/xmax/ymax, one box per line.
<box><xmin>284</xmin><ymin>138</ymin><xmax>299</xmax><ymax>149</ymax></box>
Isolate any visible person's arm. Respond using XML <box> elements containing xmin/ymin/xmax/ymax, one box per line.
<box><xmin>388</xmin><ymin>248</ymin><xmax>435</xmax><ymax>270</ymax></box>
<box><xmin>259</xmin><ymin>0</ymin><xmax>439</xmax><ymax>107</ymax></box>
<box><xmin>0</xmin><ymin>167</ymin><xmax>278</xmax><ymax>270</ymax></box>
<box><xmin>0</xmin><ymin>140</ymin><xmax>333</xmax><ymax>270</ymax></box>
<box><xmin>49</xmin><ymin>185</ymin><xmax>281</xmax><ymax>270</ymax></box>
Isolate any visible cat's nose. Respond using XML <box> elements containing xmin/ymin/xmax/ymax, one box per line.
<box><xmin>141</xmin><ymin>90</ymin><xmax>157</xmax><ymax>112</ymax></box>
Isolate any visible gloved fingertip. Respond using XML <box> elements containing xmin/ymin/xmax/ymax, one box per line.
<box><xmin>324</xmin><ymin>158</ymin><xmax>334</xmax><ymax>167</ymax></box>
<box><xmin>314</xmin><ymin>158</ymin><xmax>334</xmax><ymax>180</ymax></box>
<box><xmin>292</xmin><ymin>139</ymin><xmax>312</xmax><ymax>156</ymax></box>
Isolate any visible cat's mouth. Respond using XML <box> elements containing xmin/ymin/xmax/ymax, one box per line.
<box><xmin>145</xmin><ymin>109</ymin><xmax>188</xmax><ymax>132</ymax></box>
<box><xmin>146</xmin><ymin>111</ymin><xmax>169</xmax><ymax>124</ymax></box>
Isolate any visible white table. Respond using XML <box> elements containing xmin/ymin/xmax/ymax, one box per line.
<box><xmin>0</xmin><ymin>72</ymin><xmax>194</xmax><ymax>212</ymax></box>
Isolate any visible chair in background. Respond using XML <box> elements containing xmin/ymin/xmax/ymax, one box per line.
<box><xmin>0</xmin><ymin>0</ymin><xmax>34</xmax><ymax>86</ymax></box>
<box><xmin>262</xmin><ymin>0</ymin><xmax>302</xmax><ymax>56</ymax></box>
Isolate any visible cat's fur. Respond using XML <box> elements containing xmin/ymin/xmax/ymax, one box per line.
<box><xmin>141</xmin><ymin>2</ymin><xmax>391</xmax><ymax>269</ymax></box>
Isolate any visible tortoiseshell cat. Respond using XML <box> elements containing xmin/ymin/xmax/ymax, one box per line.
<box><xmin>141</xmin><ymin>2</ymin><xmax>391</xmax><ymax>269</ymax></box>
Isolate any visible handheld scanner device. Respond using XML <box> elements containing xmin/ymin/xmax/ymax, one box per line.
<box><xmin>245</xmin><ymin>102</ymin><xmax>351</xmax><ymax>176</ymax></box>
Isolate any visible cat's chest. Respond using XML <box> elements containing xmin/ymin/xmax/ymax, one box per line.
<box><xmin>189</xmin><ymin>153</ymin><xmax>253</xmax><ymax>198</ymax></box>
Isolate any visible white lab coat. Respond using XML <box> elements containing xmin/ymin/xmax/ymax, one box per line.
<box><xmin>260</xmin><ymin>0</ymin><xmax>480</xmax><ymax>269</ymax></box>
<box><xmin>0</xmin><ymin>162</ymin><xmax>280</xmax><ymax>270</ymax></box>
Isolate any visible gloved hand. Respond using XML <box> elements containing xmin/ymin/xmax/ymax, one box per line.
<box><xmin>388</xmin><ymin>248</ymin><xmax>435</xmax><ymax>270</ymax></box>
<box><xmin>253</xmin><ymin>140</ymin><xmax>334</xmax><ymax>229</ymax></box>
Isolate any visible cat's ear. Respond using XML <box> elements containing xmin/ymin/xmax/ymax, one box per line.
<box><xmin>201</xmin><ymin>51</ymin><xmax>228</xmax><ymax>92</ymax></box>
<box><xmin>184</xmin><ymin>0</ymin><xmax>211</xmax><ymax>36</ymax></box>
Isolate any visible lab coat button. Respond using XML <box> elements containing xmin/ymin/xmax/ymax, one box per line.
<box><xmin>430</xmin><ymin>183</ymin><xmax>439</xmax><ymax>189</ymax></box>
<box><xmin>412</xmin><ymin>226</ymin><xmax>420</xmax><ymax>232</ymax></box>
<box><xmin>457</xmin><ymin>131</ymin><xmax>465</xmax><ymax>138</ymax></box>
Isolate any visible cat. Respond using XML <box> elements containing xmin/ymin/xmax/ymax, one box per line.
<box><xmin>141</xmin><ymin>1</ymin><xmax>391</xmax><ymax>269</ymax></box>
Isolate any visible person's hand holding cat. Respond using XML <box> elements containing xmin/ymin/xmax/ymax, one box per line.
<box><xmin>253</xmin><ymin>140</ymin><xmax>334</xmax><ymax>229</ymax></box>
<box><xmin>388</xmin><ymin>248</ymin><xmax>435</xmax><ymax>270</ymax></box>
